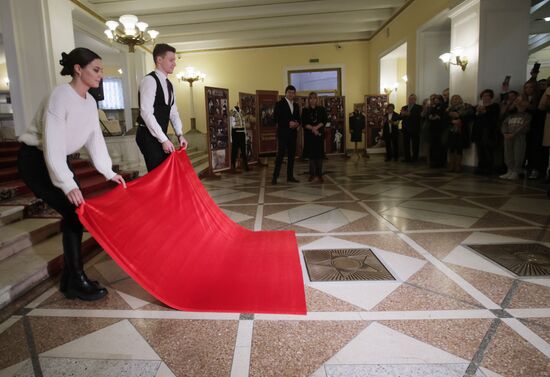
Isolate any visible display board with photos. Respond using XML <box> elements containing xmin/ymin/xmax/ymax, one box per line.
<box><xmin>238</xmin><ymin>92</ymin><xmax>259</xmax><ymax>164</ymax></box>
<box><xmin>322</xmin><ymin>96</ymin><xmax>346</xmax><ymax>154</ymax></box>
<box><xmin>365</xmin><ymin>94</ymin><xmax>389</xmax><ymax>148</ymax></box>
<box><xmin>256</xmin><ymin>90</ymin><xmax>279</xmax><ymax>154</ymax></box>
<box><xmin>205</xmin><ymin>86</ymin><xmax>231</xmax><ymax>172</ymax></box>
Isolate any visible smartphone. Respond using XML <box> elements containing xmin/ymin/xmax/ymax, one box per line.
<box><xmin>503</xmin><ymin>75</ymin><xmax>511</xmax><ymax>87</ymax></box>
<box><xmin>532</xmin><ymin>62</ymin><xmax>541</xmax><ymax>74</ymax></box>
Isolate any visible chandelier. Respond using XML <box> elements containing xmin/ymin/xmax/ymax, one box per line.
<box><xmin>104</xmin><ymin>14</ymin><xmax>159</xmax><ymax>53</ymax></box>
<box><xmin>176</xmin><ymin>67</ymin><xmax>206</xmax><ymax>87</ymax></box>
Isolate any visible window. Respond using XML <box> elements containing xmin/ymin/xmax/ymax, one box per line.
<box><xmin>288</xmin><ymin>68</ymin><xmax>341</xmax><ymax>96</ymax></box>
<box><xmin>99</xmin><ymin>77</ymin><xmax>125</xmax><ymax>110</ymax></box>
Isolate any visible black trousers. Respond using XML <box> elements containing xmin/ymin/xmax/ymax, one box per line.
<box><xmin>231</xmin><ymin>129</ymin><xmax>248</xmax><ymax>170</ymax></box>
<box><xmin>136</xmin><ymin>126</ymin><xmax>169</xmax><ymax>172</ymax></box>
<box><xmin>384</xmin><ymin>132</ymin><xmax>399</xmax><ymax>161</ymax></box>
<box><xmin>403</xmin><ymin>131</ymin><xmax>420</xmax><ymax>161</ymax></box>
<box><xmin>309</xmin><ymin>159</ymin><xmax>323</xmax><ymax>177</ymax></box>
<box><xmin>476</xmin><ymin>141</ymin><xmax>495</xmax><ymax>174</ymax></box>
<box><xmin>18</xmin><ymin>145</ymin><xmax>84</xmax><ymax>275</ymax></box>
<box><xmin>273</xmin><ymin>134</ymin><xmax>297</xmax><ymax>179</ymax></box>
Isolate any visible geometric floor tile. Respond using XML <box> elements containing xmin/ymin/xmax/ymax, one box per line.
<box><xmin>308</xmin><ymin>281</ymin><xmax>401</xmax><ymax>311</ymax></box>
<box><xmin>40</xmin><ymin>320</ymin><xmax>160</xmax><ymax>360</ymax></box>
<box><xmin>500</xmin><ymin>197</ymin><xmax>550</xmax><ymax>216</ymax></box>
<box><xmin>38</xmin><ymin>358</ymin><xmax>161</xmax><ymax>377</ymax></box>
<box><xmin>321</xmin><ymin>363</ymin><xmax>471</xmax><ymax>377</ymax></box>
<box><xmin>381</xmin><ymin>201</ymin><xmax>486</xmax><ymax>228</ymax></box>
<box><xmin>444</xmin><ymin>245</ymin><xmax>515</xmax><ymax>278</ymax></box>
<box><xmin>117</xmin><ymin>290</ymin><xmax>151</xmax><ymax>310</ymax></box>
<box><xmin>250</xmin><ymin>321</ymin><xmax>368</xmax><ymax>377</ymax></box>
<box><xmin>304</xmin><ymin>286</ymin><xmax>363</xmax><ymax>312</ymax></box>
<box><xmin>94</xmin><ymin>259</ymin><xmax>129</xmax><ymax>284</ymax></box>
<box><xmin>440</xmin><ymin>180</ymin><xmax>516</xmax><ymax>195</ymax></box>
<box><xmin>303</xmin><ymin>248</ymin><xmax>395</xmax><ymax>281</ymax></box>
<box><xmin>267</xmin><ymin>204</ymin><xmax>366</xmax><ymax>233</ymax></box>
<box><xmin>220</xmin><ymin>208</ymin><xmax>254</xmax><ymax>223</ymax></box>
<box><xmin>0</xmin><ymin>359</ymin><xmax>33</xmax><ymax>377</ymax></box>
<box><xmin>468</xmin><ymin>243</ymin><xmax>550</xmax><ymax>276</ymax></box>
<box><xmin>267</xmin><ymin>187</ymin><xmax>340</xmax><ymax>202</ymax></box>
<box><xmin>461</xmin><ymin>231</ymin><xmax>533</xmax><ymax>246</ymax></box>
<box><xmin>312</xmin><ymin>322</ymin><xmax>469</xmax><ymax>376</ymax></box>
<box><xmin>208</xmin><ymin>189</ymin><xmax>256</xmax><ymax>204</ymax></box>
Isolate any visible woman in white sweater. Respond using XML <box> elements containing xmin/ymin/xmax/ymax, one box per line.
<box><xmin>18</xmin><ymin>48</ymin><xmax>126</xmax><ymax>301</ymax></box>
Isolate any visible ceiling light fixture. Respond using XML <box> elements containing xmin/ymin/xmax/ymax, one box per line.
<box><xmin>104</xmin><ymin>14</ymin><xmax>159</xmax><ymax>53</ymax></box>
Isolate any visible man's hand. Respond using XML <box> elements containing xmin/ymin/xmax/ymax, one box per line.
<box><xmin>178</xmin><ymin>135</ymin><xmax>188</xmax><ymax>150</ymax></box>
<box><xmin>289</xmin><ymin>120</ymin><xmax>299</xmax><ymax>129</ymax></box>
<box><xmin>162</xmin><ymin>139</ymin><xmax>175</xmax><ymax>153</ymax></box>
<box><xmin>67</xmin><ymin>188</ymin><xmax>84</xmax><ymax>207</ymax></box>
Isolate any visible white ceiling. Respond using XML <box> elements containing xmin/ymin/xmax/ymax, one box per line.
<box><xmin>79</xmin><ymin>0</ymin><xmax>408</xmax><ymax>52</ymax></box>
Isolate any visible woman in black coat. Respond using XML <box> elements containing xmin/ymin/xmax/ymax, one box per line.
<box><xmin>302</xmin><ymin>92</ymin><xmax>328</xmax><ymax>182</ymax></box>
<box><xmin>428</xmin><ymin>95</ymin><xmax>448</xmax><ymax>168</ymax></box>
<box><xmin>472</xmin><ymin>89</ymin><xmax>500</xmax><ymax>175</ymax></box>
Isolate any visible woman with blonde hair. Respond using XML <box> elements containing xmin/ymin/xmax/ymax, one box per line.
<box><xmin>446</xmin><ymin>94</ymin><xmax>474</xmax><ymax>172</ymax></box>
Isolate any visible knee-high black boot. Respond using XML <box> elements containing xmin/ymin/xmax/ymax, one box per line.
<box><xmin>62</xmin><ymin>229</ymin><xmax>108</xmax><ymax>301</ymax></box>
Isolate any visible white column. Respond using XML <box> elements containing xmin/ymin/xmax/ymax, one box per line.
<box><xmin>0</xmin><ymin>0</ymin><xmax>75</xmax><ymax>136</ymax></box>
<box><xmin>448</xmin><ymin>0</ymin><xmax>530</xmax><ymax>166</ymax></box>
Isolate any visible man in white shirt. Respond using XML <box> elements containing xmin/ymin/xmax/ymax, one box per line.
<box><xmin>136</xmin><ymin>43</ymin><xmax>188</xmax><ymax>172</ymax></box>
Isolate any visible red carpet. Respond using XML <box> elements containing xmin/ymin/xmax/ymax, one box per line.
<box><xmin>77</xmin><ymin>150</ymin><xmax>307</xmax><ymax>314</ymax></box>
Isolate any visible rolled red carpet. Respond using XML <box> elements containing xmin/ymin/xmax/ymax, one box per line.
<box><xmin>76</xmin><ymin>149</ymin><xmax>306</xmax><ymax>315</ymax></box>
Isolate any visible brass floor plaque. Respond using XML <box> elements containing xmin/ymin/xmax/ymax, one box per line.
<box><xmin>468</xmin><ymin>243</ymin><xmax>550</xmax><ymax>277</ymax></box>
<box><xmin>303</xmin><ymin>248</ymin><xmax>395</xmax><ymax>281</ymax></box>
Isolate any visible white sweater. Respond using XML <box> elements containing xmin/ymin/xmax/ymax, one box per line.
<box><xmin>19</xmin><ymin>84</ymin><xmax>116</xmax><ymax>194</ymax></box>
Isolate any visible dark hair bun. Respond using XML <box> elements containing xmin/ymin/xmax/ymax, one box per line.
<box><xmin>58</xmin><ymin>48</ymin><xmax>101</xmax><ymax>77</ymax></box>
<box><xmin>59</xmin><ymin>52</ymin><xmax>72</xmax><ymax>76</ymax></box>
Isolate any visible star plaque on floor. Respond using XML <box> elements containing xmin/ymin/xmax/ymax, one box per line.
<box><xmin>468</xmin><ymin>243</ymin><xmax>550</xmax><ymax>276</ymax></box>
<box><xmin>302</xmin><ymin>248</ymin><xmax>395</xmax><ymax>281</ymax></box>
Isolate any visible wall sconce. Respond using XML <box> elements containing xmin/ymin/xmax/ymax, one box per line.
<box><xmin>176</xmin><ymin>66</ymin><xmax>206</xmax><ymax>87</ymax></box>
<box><xmin>439</xmin><ymin>50</ymin><xmax>468</xmax><ymax>71</ymax></box>
<box><xmin>3</xmin><ymin>78</ymin><xmax>9</xmax><ymax>87</ymax></box>
<box><xmin>402</xmin><ymin>75</ymin><xmax>408</xmax><ymax>83</ymax></box>
<box><xmin>117</xmin><ymin>68</ymin><xmax>123</xmax><ymax>75</ymax></box>
<box><xmin>383</xmin><ymin>83</ymin><xmax>399</xmax><ymax>96</ymax></box>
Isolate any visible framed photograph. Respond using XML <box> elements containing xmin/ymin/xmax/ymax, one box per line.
<box><xmin>256</xmin><ymin>90</ymin><xmax>279</xmax><ymax>154</ymax></box>
<box><xmin>322</xmin><ymin>96</ymin><xmax>346</xmax><ymax>154</ymax></box>
<box><xmin>239</xmin><ymin>92</ymin><xmax>259</xmax><ymax>164</ymax></box>
<box><xmin>365</xmin><ymin>94</ymin><xmax>388</xmax><ymax>148</ymax></box>
<box><xmin>205</xmin><ymin>86</ymin><xmax>231</xmax><ymax>173</ymax></box>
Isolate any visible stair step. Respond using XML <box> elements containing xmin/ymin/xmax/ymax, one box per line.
<box><xmin>0</xmin><ymin>206</ymin><xmax>25</xmax><ymax>227</ymax></box>
<box><xmin>0</xmin><ymin>142</ymin><xmax>21</xmax><ymax>148</ymax></box>
<box><xmin>194</xmin><ymin>161</ymin><xmax>210</xmax><ymax>176</ymax></box>
<box><xmin>190</xmin><ymin>153</ymin><xmax>209</xmax><ymax>167</ymax></box>
<box><xmin>0</xmin><ymin>218</ymin><xmax>61</xmax><ymax>262</ymax></box>
<box><xmin>186</xmin><ymin>150</ymin><xmax>204</xmax><ymax>160</ymax></box>
<box><xmin>0</xmin><ymin>156</ymin><xmax>17</xmax><ymax>169</ymax></box>
<box><xmin>0</xmin><ymin>146</ymin><xmax>20</xmax><ymax>158</ymax></box>
<box><xmin>0</xmin><ymin>233</ymin><xmax>98</xmax><ymax>309</ymax></box>
<box><xmin>0</xmin><ymin>179</ymin><xmax>31</xmax><ymax>199</ymax></box>
<box><xmin>0</xmin><ymin>167</ymin><xmax>19</xmax><ymax>183</ymax></box>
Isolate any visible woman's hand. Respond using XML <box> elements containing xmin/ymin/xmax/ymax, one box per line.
<box><xmin>67</xmin><ymin>188</ymin><xmax>85</xmax><ymax>207</ymax></box>
<box><xmin>111</xmin><ymin>174</ymin><xmax>127</xmax><ymax>188</ymax></box>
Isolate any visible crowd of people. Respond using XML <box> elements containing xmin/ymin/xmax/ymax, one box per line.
<box><xmin>382</xmin><ymin>80</ymin><xmax>550</xmax><ymax>183</ymax></box>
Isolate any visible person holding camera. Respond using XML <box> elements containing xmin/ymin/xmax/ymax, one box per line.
<box><xmin>472</xmin><ymin>89</ymin><xmax>500</xmax><ymax>175</ymax></box>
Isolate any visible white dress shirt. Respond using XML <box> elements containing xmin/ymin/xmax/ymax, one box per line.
<box><xmin>18</xmin><ymin>84</ymin><xmax>116</xmax><ymax>194</ymax></box>
<box><xmin>285</xmin><ymin>97</ymin><xmax>294</xmax><ymax>114</ymax></box>
<box><xmin>139</xmin><ymin>69</ymin><xmax>183</xmax><ymax>143</ymax></box>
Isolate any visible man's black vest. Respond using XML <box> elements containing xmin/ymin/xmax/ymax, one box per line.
<box><xmin>136</xmin><ymin>71</ymin><xmax>174</xmax><ymax>134</ymax></box>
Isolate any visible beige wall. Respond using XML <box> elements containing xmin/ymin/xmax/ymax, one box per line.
<box><xmin>368</xmin><ymin>0</ymin><xmax>461</xmax><ymax>95</ymax></box>
<box><xmin>0</xmin><ymin>64</ymin><xmax>9</xmax><ymax>91</ymax></box>
<box><xmin>175</xmin><ymin>41</ymin><xmax>369</xmax><ymax>142</ymax></box>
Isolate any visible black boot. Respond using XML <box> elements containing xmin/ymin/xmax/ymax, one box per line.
<box><xmin>62</xmin><ymin>230</ymin><xmax>108</xmax><ymax>301</ymax></box>
<box><xmin>59</xmin><ymin>255</ymin><xmax>100</xmax><ymax>293</ymax></box>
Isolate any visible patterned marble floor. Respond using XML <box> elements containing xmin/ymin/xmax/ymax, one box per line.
<box><xmin>1</xmin><ymin>156</ymin><xmax>550</xmax><ymax>377</ymax></box>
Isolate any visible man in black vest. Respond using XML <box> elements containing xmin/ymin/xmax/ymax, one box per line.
<box><xmin>271</xmin><ymin>85</ymin><xmax>301</xmax><ymax>184</ymax></box>
<box><xmin>399</xmin><ymin>94</ymin><xmax>423</xmax><ymax>162</ymax></box>
<box><xmin>136</xmin><ymin>43</ymin><xmax>188</xmax><ymax>172</ymax></box>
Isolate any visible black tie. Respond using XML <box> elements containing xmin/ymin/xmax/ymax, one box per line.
<box><xmin>166</xmin><ymin>79</ymin><xmax>173</xmax><ymax>106</ymax></box>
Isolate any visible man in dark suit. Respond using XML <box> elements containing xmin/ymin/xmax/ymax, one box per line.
<box><xmin>400</xmin><ymin>94</ymin><xmax>422</xmax><ymax>162</ymax></box>
<box><xmin>383</xmin><ymin>104</ymin><xmax>400</xmax><ymax>162</ymax></box>
<box><xmin>272</xmin><ymin>85</ymin><xmax>301</xmax><ymax>184</ymax></box>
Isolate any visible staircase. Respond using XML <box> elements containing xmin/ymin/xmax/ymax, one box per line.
<box><xmin>0</xmin><ymin>142</ymin><xmax>139</xmax><ymax>309</ymax></box>
<box><xmin>187</xmin><ymin>148</ymin><xmax>210</xmax><ymax>177</ymax></box>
